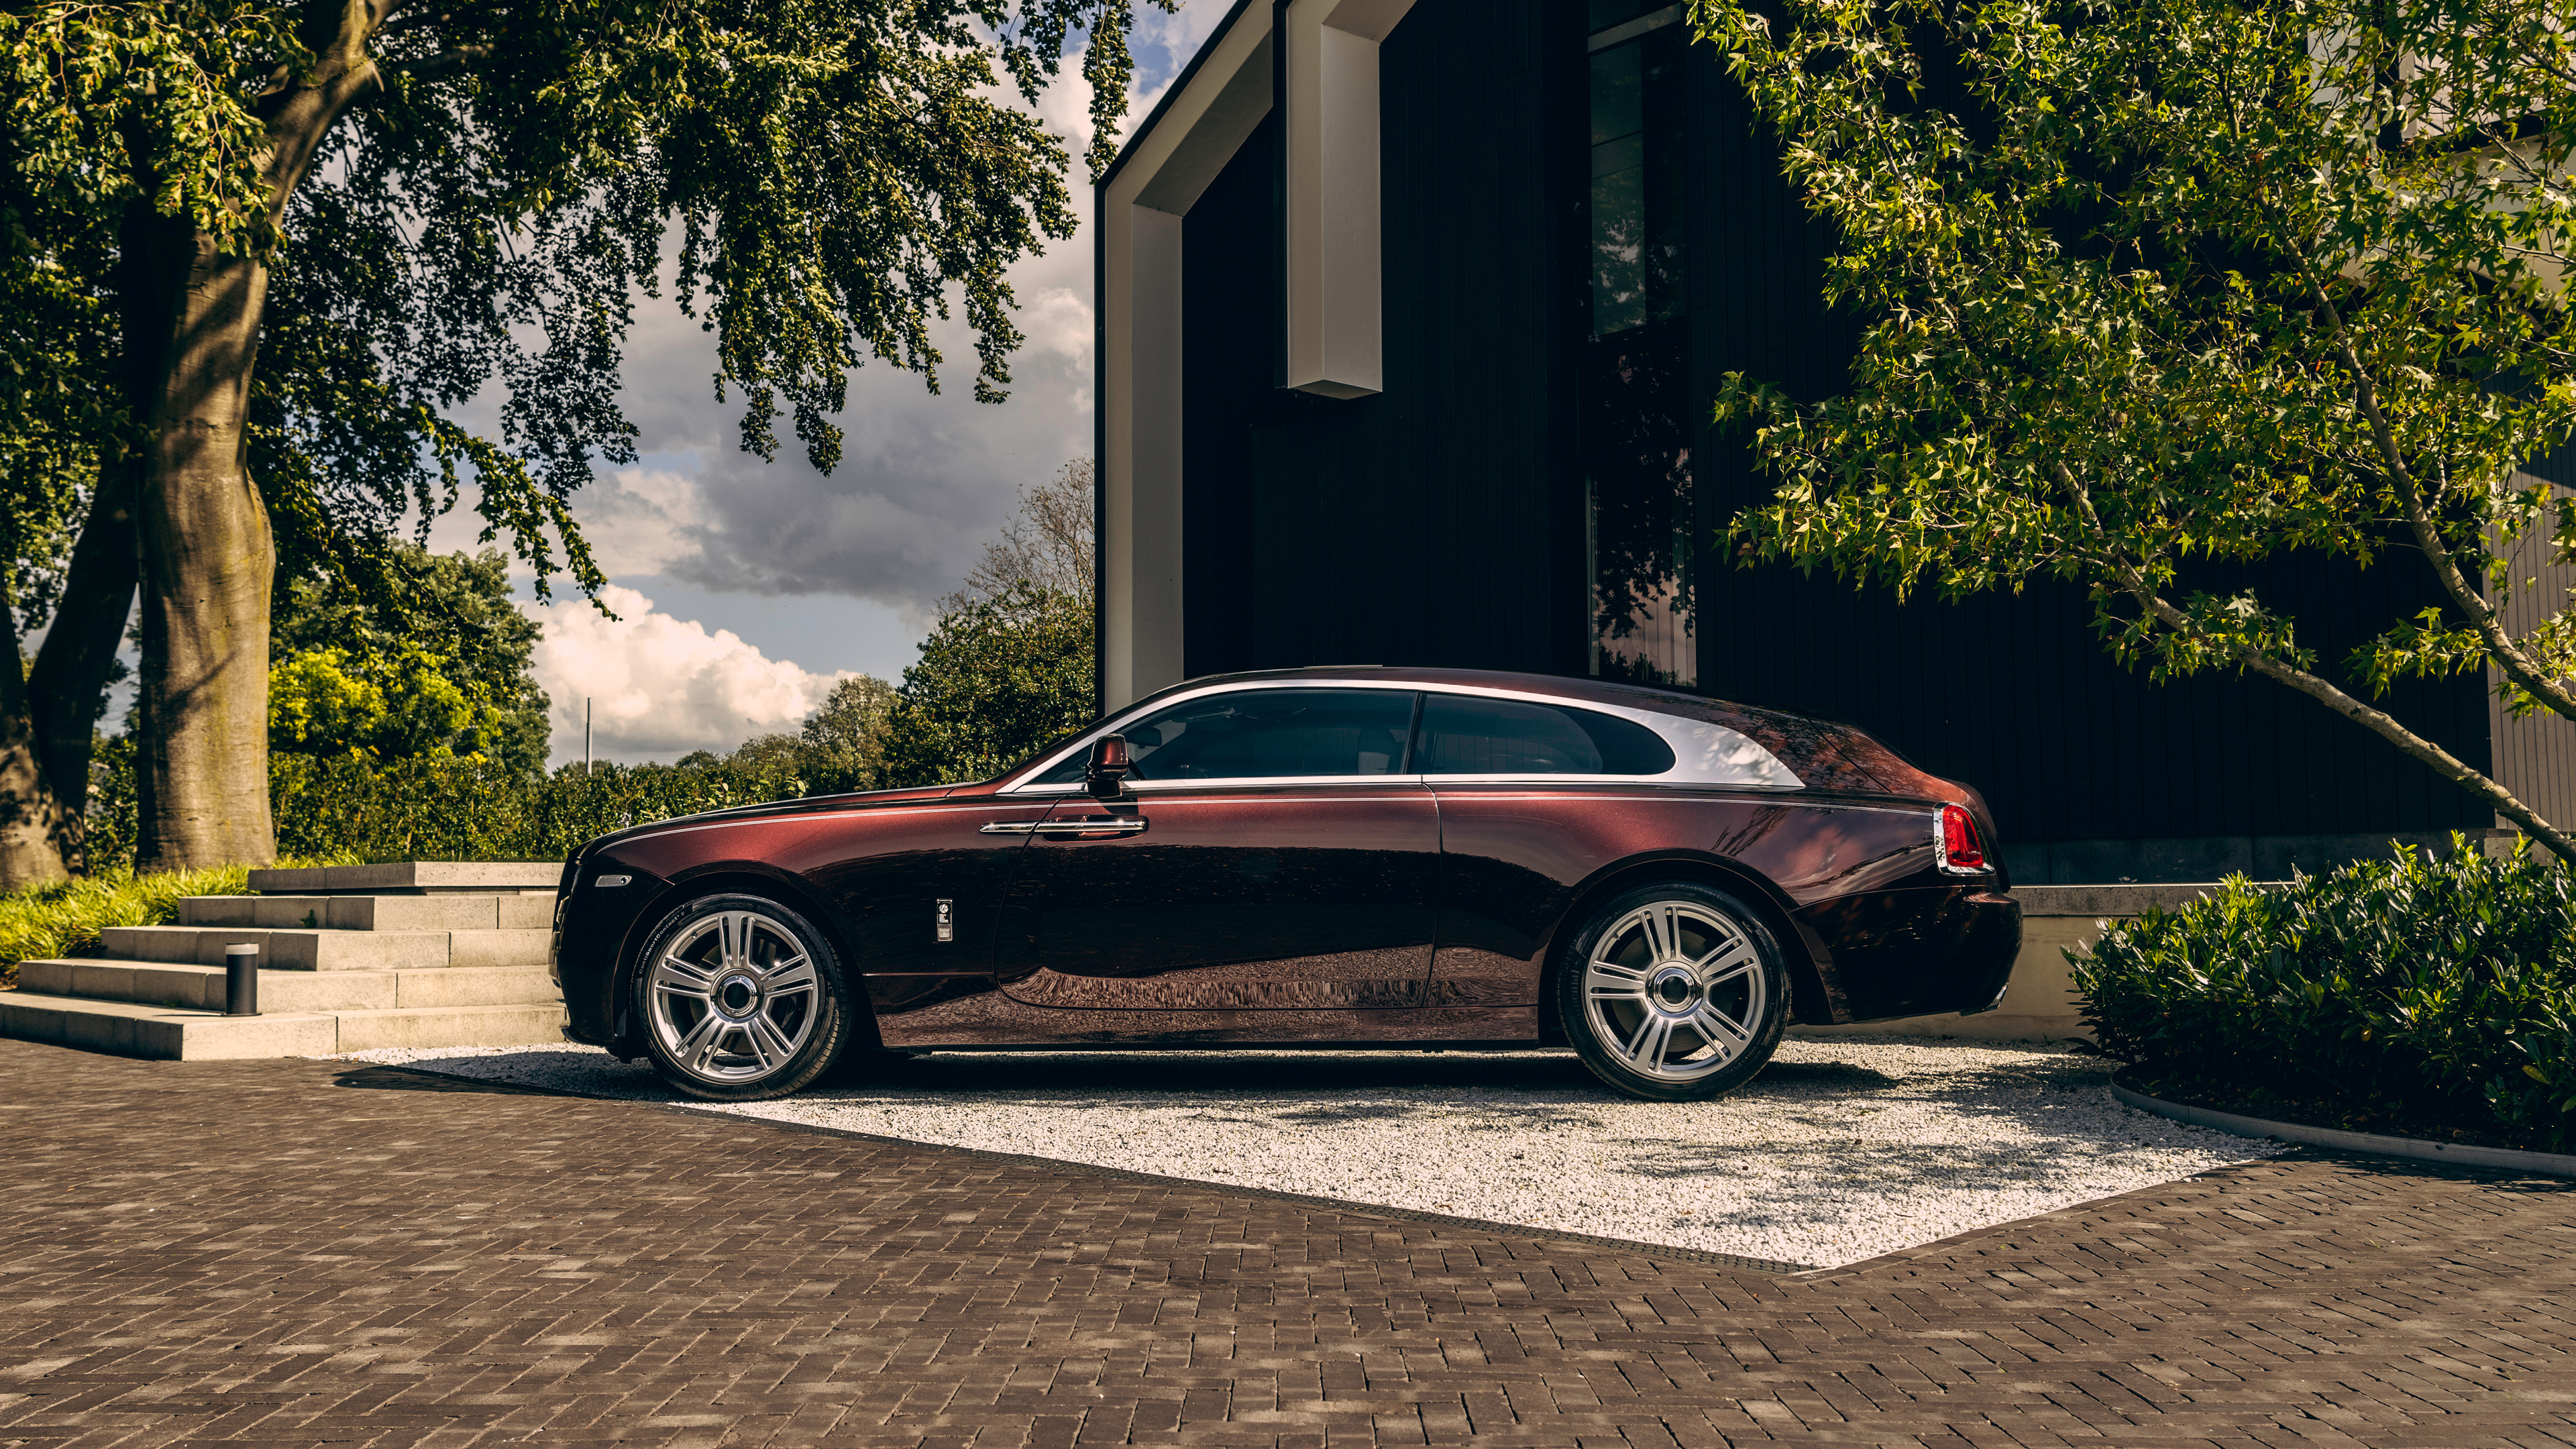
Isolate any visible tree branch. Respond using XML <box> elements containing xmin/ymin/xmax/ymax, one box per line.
<box><xmin>384</xmin><ymin>45</ymin><xmax>490</xmax><ymax>82</ymax></box>
<box><xmin>2231</xmin><ymin>95</ymin><xmax>2576</xmax><ymax>726</ymax></box>
<box><xmin>2051</xmin><ymin>458</ymin><xmax>2576</xmax><ymax>867</ymax></box>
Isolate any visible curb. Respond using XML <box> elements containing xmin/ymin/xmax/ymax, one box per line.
<box><xmin>2109</xmin><ymin>1079</ymin><xmax>2576</xmax><ymax>1180</ymax></box>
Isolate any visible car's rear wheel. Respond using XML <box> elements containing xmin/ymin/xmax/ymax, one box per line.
<box><xmin>633</xmin><ymin>894</ymin><xmax>853</xmax><ymax>1101</ymax></box>
<box><xmin>1556</xmin><ymin>881</ymin><xmax>1788</xmax><ymax>1102</ymax></box>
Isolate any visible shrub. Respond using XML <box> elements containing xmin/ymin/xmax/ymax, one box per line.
<box><xmin>879</xmin><ymin>581</ymin><xmax>1094</xmax><ymax>788</ymax></box>
<box><xmin>270</xmin><ymin>756</ymin><xmax>807</xmax><ymax>863</ymax></box>
<box><xmin>2073</xmin><ymin>839</ymin><xmax>2576</xmax><ymax>1152</ymax></box>
<box><xmin>0</xmin><ymin>855</ymin><xmax>354</xmax><ymax>983</ymax></box>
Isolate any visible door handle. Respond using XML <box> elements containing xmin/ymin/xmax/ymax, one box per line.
<box><xmin>979</xmin><ymin>817</ymin><xmax>1149</xmax><ymax>837</ymax></box>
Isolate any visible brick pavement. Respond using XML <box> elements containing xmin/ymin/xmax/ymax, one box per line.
<box><xmin>0</xmin><ymin>1038</ymin><xmax>2569</xmax><ymax>1448</ymax></box>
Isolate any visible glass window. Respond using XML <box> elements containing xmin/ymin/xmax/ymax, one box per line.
<box><xmin>1036</xmin><ymin>689</ymin><xmax>1419</xmax><ymax>784</ymax></box>
<box><xmin>1418</xmin><ymin>694</ymin><xmax>1676</xmax><ymax>777</ymax></box>
<box><xmin>1588</xmin><ymin>0</ymin><xmax>1661</xmax><ymax>30</ymax></box>
<box><xmin>1589</xmin><ymin>27</ymin><xmax>1685</xmax><ymax>336</ymax></box>
<box><xmin>1585</xmin><ymin>329</ymin><xmax>1695</xmax><ymax>687</ymax></box>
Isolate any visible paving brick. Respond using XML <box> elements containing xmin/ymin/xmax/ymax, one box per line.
<box><xmin>0</xmin><ymin>1039</ymin><xmax>2568</xmax><ymax>1447</ymax></box>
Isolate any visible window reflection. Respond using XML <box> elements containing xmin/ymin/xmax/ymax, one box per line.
<box><xmin>1589</xmin><ymin>27</ymin><xmax>1684</xmax><ymax>336</ymax></box>
<box><xmin>1039</xmin><ymin>689</ymin><xmax>1418</xmax><ymax>784</ymax></box>
<box><xmin>1584</xmin><ymin>9</ymin><xmax>1693</xmax><ymax>688</ymax></box>
<box><xmin>1584</xmin><ymin>328</ymin><xmax>1695</xmax><ymax>687</ymax></box>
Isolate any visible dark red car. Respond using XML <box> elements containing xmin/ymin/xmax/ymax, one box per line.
<box><xmin>552</xmin><ymin>667</ymin><xmax>2021</xmax><ymax>1102</ymax></box>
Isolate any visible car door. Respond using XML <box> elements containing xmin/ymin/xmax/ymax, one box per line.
<box><xmin>1419</xmin><ymin>690</ymin><xmax>1690</xmax><ymax>1007</ymax></box>
<box><xmin>989</xmin><ymin>686</ymin><xmax>1442</xmax><ymax>1011</ymax></box>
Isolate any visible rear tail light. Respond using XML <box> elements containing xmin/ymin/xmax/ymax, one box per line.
<box><xmin>1937</xmin><ymin>803</ymin><xmax>1987</xmax><ymax>873</ymax></box>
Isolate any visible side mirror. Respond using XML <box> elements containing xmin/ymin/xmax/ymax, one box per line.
<box><xmin>1085</xmin><ymin>733</ymin><xmax>1133</xmax><ymax>801</ymax></box>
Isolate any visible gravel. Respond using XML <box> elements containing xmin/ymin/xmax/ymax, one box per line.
<box><xmin>329</xmin><ymin>1038</ymin><xmax>2279</xmax><ymax>1269</ymax></box>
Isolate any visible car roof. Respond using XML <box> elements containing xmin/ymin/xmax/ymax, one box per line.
<box><xmin>1163</xmin><ymin>665</ymin><xmax>1711</xmax><ymax>706</ymax></box>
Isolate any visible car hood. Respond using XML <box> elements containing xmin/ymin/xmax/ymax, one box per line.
<box><xmin>581</xmin><ymin>782</ymin><xmax>964</xmax><ymax>853</ymax></box>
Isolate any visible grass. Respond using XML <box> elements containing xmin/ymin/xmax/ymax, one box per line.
<box><xmin>0</xmin><ymin>855</ymin><xmax>356</xmax><ymax>987</ymax></box>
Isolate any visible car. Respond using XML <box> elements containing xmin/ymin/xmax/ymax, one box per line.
<box><xmin>551</xmin><ymin>666</ymin><xmax>2022</xmax><ymax>1102</ymax></box>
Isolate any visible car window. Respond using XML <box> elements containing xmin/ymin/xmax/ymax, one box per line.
<box><xmin>1417</xmin><ymin>693</ymin><xmax>1676</xmax><ymax>775</ymax></box>
<box><xmin>1036</xmin><ymin>689</ymin><xmax>1420</xmax><ymax>784</ymax></box>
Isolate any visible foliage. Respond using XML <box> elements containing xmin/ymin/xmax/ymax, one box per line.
<box><xmin>2074</xmin><ymin>841</ymin><xmax>2576</xmax><ymax>1150</ymax></box>
<box><xmin>0</xmin><ymin>852</ymin><xmax>355</xmax><ymax>983</ymax></box>
<box><xmin>272</xmin><ymin>546</ymin><xmax>549</xmax><ymax>774</ymax></box>
<box><xmin>85</xmin><ymin>731</ymin><xmax>136</xmax><ymax>871</ymax></box>
<box><xmin>0</xmin><ymin>0</ymin><xmax>1164</xmax><ymax>878</ymax></box>
<box><xmin>1693</xmin><ymin>0</ymin><xmax>2576</xmax><ymax>857</ymax></box>
<box><xmin>796</xmin><ymin>675</ymin><xmax>900</xmax><ymax>793</ymax></box>
<box><xmin>268</xmin><ymin>755</ymin><xmax>807</xmax><ymax>863</ymax></box>
<box><xmin>881</xmin><ymin>582</ymin><xmax>1093</xmax><ymax>788</ymax></box>
<box><xmin>268</xmin><ymin>645</ymin><xmax>518</xmax><ymax>765</ymax></box>
<box><xmin>2</xmin><ymin>0</ymin><xmax>1166</xmax><ymax>597</ymax></box>
<box><xmin>940</xmin><ymin>457</ymin><xmax>1097</xmax><ymax>613</ymax></box>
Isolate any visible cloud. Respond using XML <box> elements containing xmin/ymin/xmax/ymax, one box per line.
<box><xmin>421</xmin><ymin>1</ymin><xmax>1236</xmax><ymax>624</ymax></box>
<box><xmin>524</xmin><ymin>586</ymin><xmax>855</xmax><ymax>763</ymax></box>
<box><xmin>421</xmin><ymin>3</ymin><xmax>1239</xmax><ymax>762</ymax></box>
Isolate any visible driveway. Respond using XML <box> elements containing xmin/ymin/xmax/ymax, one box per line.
<box><xmin>335</xmin><ymin>1039</ymin><xmax>2277</xmax><ymax>1271</ymax></box>
<box><xmin>2</xmin><ymin>1038</ymin><xmax>2570</xmax><ymax>1446</ymax></box>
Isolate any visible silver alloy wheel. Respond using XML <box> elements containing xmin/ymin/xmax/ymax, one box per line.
<box><xmin>645</xmin><ymin>908</ymin><xmax>821</xmax><ymax>1084</ymax></box>
<box><xmin>1579</xmin><ymin>898</ymin><xmax>1766</xmax><ymax>1083</ymax></box>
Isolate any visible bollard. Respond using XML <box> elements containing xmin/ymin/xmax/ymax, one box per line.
<box><xmin>225</xmin><ymin>943</ymin><xmax>260</xmax><ymax>1016</ymax></box>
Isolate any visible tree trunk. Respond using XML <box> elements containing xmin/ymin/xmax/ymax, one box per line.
<box><xmin>129</xmin><ymin>6</ymin><xmax>389</xmax><ymax>873</ymax></box>
<box><xmin>134</xmin><ymin>232</ymin><xmax>277</xmax><ymax>873</ymax></box>
<box><xmin>0</xmin><ymin>592</ymin><xmax>72</xmax><ymax>890</ymax></box>
<box><xmin>19</xmin><ymin>203</ymin><xmax>174</xmax><ymax>869</ymax></box>
<box><xmin>22</xmin><ymin>476</ymin><xmax>140</xmax><ymax>873</ymax></box>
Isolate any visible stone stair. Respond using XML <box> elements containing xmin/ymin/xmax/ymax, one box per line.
<box><xmin>0</xmin><ymin>861</ymin><xmax>569</xmax><ymax>1060</ymax></box>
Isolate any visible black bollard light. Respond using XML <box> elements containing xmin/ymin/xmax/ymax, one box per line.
<box><xmin>225</xmin><ymin>943</ymin><xmax>260</xmax><ymax>1016</ymax></box>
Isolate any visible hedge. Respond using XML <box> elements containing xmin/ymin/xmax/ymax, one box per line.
<box><xmin>2072</xmin><ymin>838</ymin><xmax>2576</xmax><ymax>1152</ymax></box>
<box><xmin>269</xmin><ymin>756</ymin><xmax>810</xmax><ymax>863</ymax></box>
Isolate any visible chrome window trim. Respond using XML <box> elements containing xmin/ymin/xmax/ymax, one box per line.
<box><xmin>1000</xmin><ymin>678</ymin><xmax>1803</xmax><ymax>794</ymax></box>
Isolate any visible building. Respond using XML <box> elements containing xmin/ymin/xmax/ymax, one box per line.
<box><xmin>1091</xmin><ymin>0</ymin><xmax>2570</xmax><ymax>883</ymax></box>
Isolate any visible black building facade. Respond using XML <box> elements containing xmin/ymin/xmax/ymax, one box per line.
<box><xmin>1093</xmin><ymin>0</ymin><xmax>2571</xmax><ymax>883</ymax></box>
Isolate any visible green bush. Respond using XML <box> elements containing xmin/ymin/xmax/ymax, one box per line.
<box><xmin>0</xmin><ymin>855</ymin><xmax>354</xmax><ymax>983</ymax></box>
<box><xmin>2073</xmin><ymin>839</ymin><xmax>2576</xmax><ymax>1152</ymax></box>
<box><xmin>270</xmin><ymin>756</ymin><xmax>808</xmax><ymax>863</ymax></box>
<box><xmin>879</xmin><ymin>581</ymin><xmax>1093</xmax><ymax>788</ymax></box>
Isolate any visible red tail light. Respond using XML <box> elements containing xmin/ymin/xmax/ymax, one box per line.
<box><xmin>1939</xmin><ymin>803</ymin><xmax>1986</xmax><ymax>871</ymax></box>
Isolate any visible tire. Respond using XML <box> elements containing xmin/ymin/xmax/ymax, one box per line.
<box><xmin>631</xmin><ymin>893</ymin><xmax>855</xmax><ymax>1102</ymax></box>
<box><xmin>1554</xmin><ymin>881</ymin><xmax>1790</xmax><ymax>1102</ymax></box>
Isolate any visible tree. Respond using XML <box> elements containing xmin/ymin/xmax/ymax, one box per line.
<box><xmin>938</xmin><ymin>457</ymin><xmax>1097</xmax><ymax>613</ymax></box>
<box><xmin>796</xmin><ymin>674</ymin><xmax>898</xmax><ymax>792</ymax></box>
<box><xmin>881</xmin><ymin>582</ymin><xmax>1092</xmax><ymax>787</ymax></box>
<box><xmin>0</xmin><ymin>0</ymin><xmax>1163</xmax><ymax>885</ymax></box>
<box><xmin>1694</xmin><ymin>0</ymin><xmax>2576</xmax><ymax>861</ymax></box>
<box><xmin>272</xmin><ymin>545</ymin><xmax>549</xmax><ymax>774</ymax></box>
<box><xmin>268</xmin><ymin>645</ymin><xmax>509</xmax><ymax>763</ymax></box>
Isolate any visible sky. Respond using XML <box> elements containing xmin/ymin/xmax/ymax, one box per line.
<box><xmin>417</xmin><ymin>0</ymin><xmax>1235</xmax><ymax>765</ymax></box>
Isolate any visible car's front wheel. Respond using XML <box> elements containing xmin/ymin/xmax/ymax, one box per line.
<box><xmin>1556</xmin><ymin>881</ymin><xmax>1789</xmax><ymax>1102</ymax></box>
<box><xmin>633</xmin><ymin>893</ymin><xmax>854</xmax><ymax>1101</ymax></box>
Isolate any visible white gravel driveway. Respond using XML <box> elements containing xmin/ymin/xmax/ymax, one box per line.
<box><xmin>334</xmin><ymin>1037</ymin><xmax>2277</xmax><ymax>1269</ymax></box>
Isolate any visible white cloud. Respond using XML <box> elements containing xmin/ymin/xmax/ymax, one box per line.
<box><xmin>525</xmin><ymin>585</ymin><xmax>855</xmax><ymax>764</ymax></box>
<box><xmin>411</xmin><ymin>3</ymin><xmax>1247</xmax><ymax>624</ymax></box>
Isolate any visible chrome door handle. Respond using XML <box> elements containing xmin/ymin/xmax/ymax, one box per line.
<box><xmin>980</xmin><ymin>817</ymin><xmax>1148</xmax><ymax>837</ymax></box>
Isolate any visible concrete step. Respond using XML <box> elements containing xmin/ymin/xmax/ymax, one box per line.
<box><xmin>0</xmin><ymin>992</ymin><xmax>337</xmax><ymax>1059</ymax></box>
<box><xmin>330</xmin><ymin>1003</ymin><xmax>568</xmax><ymax>1053</ymax></box>
<box><xmin>16</xmin><ymin>959</ymin><xmax>561</xmax><ymax>1014</ymax></box>
<box><xmin>248</xmin><ymin>861</ymin><xmax>560</xmax><ymax>896</ymax></box>
<box><xmin>0</xmin><ymin>992</ymin><xmax>565</xmax><ymax>1059</ymax></box>
<box><xmin>180</xmin><ymin>894</ymin><xmax>557</xmax><ymax>931</ymax></box>
<box><xmin>100</xmin><ymin>926</ymin><xmax>553</xmax><ymax>971</ymax></box>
